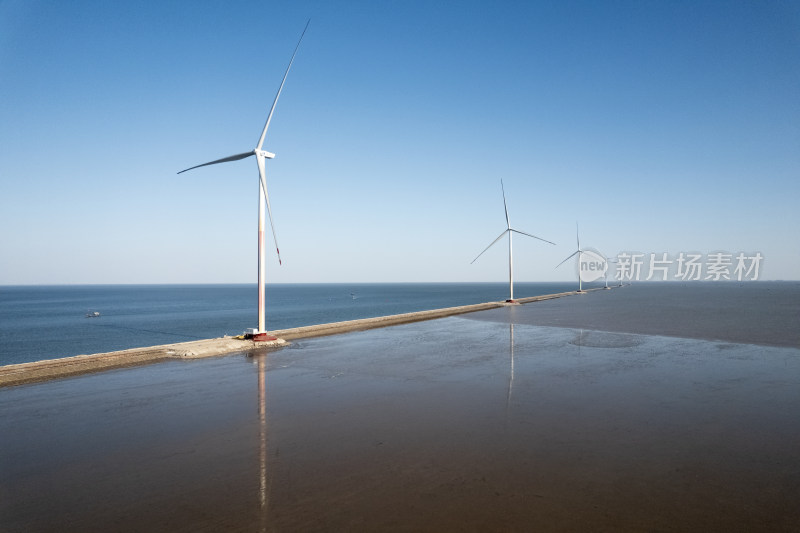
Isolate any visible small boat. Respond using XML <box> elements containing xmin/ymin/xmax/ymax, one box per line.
<box><xmin>86</xmin><ymin>311</ymin><xmax>100</xmax><ymax>318</ymax></box>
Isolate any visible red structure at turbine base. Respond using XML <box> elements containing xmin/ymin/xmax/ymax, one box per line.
<box><xmin>252</xmin><ymin>332</ymin><xmax>278</xmax><ymax>342</ymax></box>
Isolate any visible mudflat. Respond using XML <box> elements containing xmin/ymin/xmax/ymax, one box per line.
<box><xmin>1</xmin><ymin>285</ymin><xmax>799</xmax><ymax>531</ymax></box>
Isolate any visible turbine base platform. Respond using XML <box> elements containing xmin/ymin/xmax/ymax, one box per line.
<box><xmin>245</xmin><ymin>331</ymin><xmax>278</xmax><ymax>342</ymax></box>
<box><xmin>505</xmin><ymin>299</ymin><xmax>520</xmax><ymax>304</ymax></box>
<box><xmin>244</xmin><ymin>328</ymin><xmax>278</xmax><ymax>342</ymax></box>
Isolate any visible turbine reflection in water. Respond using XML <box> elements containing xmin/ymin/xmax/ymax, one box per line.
<box><xmin>257</xmin><ymin>356</ymin><xmax>268</xmax><ymax>532</ymax></box>
<box><xmin>506</xmin><ymin>323</ymin><xmax>515</xmax><ymax>424</ymax></box>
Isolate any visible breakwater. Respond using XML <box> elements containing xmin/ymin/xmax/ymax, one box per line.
<box><xmin>0</xmin><ymin>289</ymin><xmax>594</xmax><ymax>387</ymax></box>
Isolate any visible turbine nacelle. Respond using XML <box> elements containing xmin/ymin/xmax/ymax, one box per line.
<box><xmin>256</xmin><ymin>149</ymin><xmax>276</xmax><ymax>159</ymax></box>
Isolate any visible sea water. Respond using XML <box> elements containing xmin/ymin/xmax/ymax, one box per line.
<box><xmin>0</xmin><ymin>282</ymin><xmax>586</xmax><ymax>365</ymax></box>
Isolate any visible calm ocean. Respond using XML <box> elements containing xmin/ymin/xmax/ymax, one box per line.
<box><xmin>0</xmin><ymin>282</ymin><xmax>587</xmax><ymax>365</ymax></box>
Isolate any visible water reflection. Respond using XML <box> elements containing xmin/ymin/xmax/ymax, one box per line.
<box><xmin>506</xmin><ymin>323</ymin><xmax>515</xmax><ymax>421</ymax></box>
<box><xmin>257</xmin><ymin>355</ymin><xmax>268</xmax><ymax>532</ymax></box>
<box><xmin>571</xmin><ymin>328</ymin><xmax>586</xmax><ymax>353</ymax></box>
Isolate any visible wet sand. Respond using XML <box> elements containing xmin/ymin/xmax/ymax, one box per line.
<box><xmin>2</xmin><ymin>285</ymin><xmax>799</xmax><ymax>531</ymax></box>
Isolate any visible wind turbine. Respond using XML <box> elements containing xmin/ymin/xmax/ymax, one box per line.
<box><xmin>604</xmin><ymin>255</ymin><xmax>618</xmax><ymax>289</ymax></box>
<box><xmin>471</xmin><ymin>180</ymin><xmax>555</xmax><ymax>302</ymax></box>
<box><xmin>178</xmin><ymin>20</ymin><xmax>310</xmax><ymax>341</ymax></box>
<box><xmin>556</xmin><ymin>222</ymin><xmax>586</xmax><ymax>292</ymax></box>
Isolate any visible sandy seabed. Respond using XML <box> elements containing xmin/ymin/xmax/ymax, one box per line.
<box><xmin>1</xmin><ymin>286</ymin><xmax>799</xmax><ymax>532</ymax></box>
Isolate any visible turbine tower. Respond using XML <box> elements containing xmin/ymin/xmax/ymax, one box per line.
<box><xmin>604</xmin><ymin>255</ymin><xmax>618</xmax><ymax>289</ymax></box>
<box><xmin>556</xmin><ymin>222</ymin><xmax>586</xmax><ymax>292</ymax></box>
<box><xmin>471</xmin><ymin>180</ymin><xmax>555</xmax><ymax>302</ymax></box>
<box><xmin>178</xmin><ymin>21</ymin><xmax>310</xmax><ymax>341</ymax></box>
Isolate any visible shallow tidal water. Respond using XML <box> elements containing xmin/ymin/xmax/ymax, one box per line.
<box><xmin>2</xmin><ymin>296</ymin><xmax>799</xmax><ymax>531</ymax></box>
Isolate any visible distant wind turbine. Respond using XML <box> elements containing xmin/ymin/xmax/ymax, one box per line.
<box><xmin>556</xmin><ymin>222</ymin><xmax>586</xmax><ymax>292</ymax></box>
<box><xmin>178</xmin><ymin>20</ymin><xmax>310</xmax><ymax>340</ymax></box>
<box><xmin>471</xmin><ymin>180</ymin><xmax>555</xmax><ymax>302</ymax></box>
<box><xmin>604</xmin><ymin>255</ymin><xmax>618</xmax><ymax>289</ymax></box>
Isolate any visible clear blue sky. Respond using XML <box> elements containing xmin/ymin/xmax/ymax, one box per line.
<box><xmin>1</xmin><ymin>0</ymin><xmax>798</xmax><ymax>284</ymax></box>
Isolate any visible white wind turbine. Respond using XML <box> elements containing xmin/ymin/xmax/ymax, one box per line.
<box><xmin>178</xmin><ymin>21</ymin><xmax>310</xmax><ymax>341</ymax></box>
<box><xmin>604</xmin><ymin>255</ymin><xmax>618</xmax><ymax>289</ymax></box>
<box><xmin>556</xmin><ymin>222</ymin><xmax>586</xmax><ymax>292</ymax></box>
<box><xmin>471</xmin><ymin>180</ymin><xmax>555</xmax><ymax>302</ymax></box>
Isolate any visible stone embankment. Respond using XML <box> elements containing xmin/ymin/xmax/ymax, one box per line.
<box><xmin>0</xmin><ymin>289</ymin><xmax>596</xmax><ymax>387</ymax></box>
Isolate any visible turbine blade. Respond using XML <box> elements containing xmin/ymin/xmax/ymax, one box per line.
<box><xmin>177</xmin><ymin>151</ymin><xmax>254</xmax><ymax>174</ymax></box>
<box><xmin>256</xmin><ymin>19</ymin><xmax>311</xmax><ymax>151</ymax></box>
<box><xmin>555</xmin><ymin>250</ymin><xmax>579</xmax><ymax>269</ymax></box>
<box><xmin>576</xmin><ymin>222</ymin><xmax>580</xmax><ymax>250</ymax></box>
<box><xmin>511</xmin><ymin>229</ymin><xmax>556</xmax><ymax>245</ymax></box>
<box><xmin>471</xmin><ymin>230</ymin><xmax>509</xmax><ymax>264</ymax></box>
<box><xmin>257</xmin><ymin>156</ymin><xmax>282</xmax><ymax>265</ymax></box>
<box><xmin>500</xmin><ymin>179</ymin><xmax>510</xmax><ymax>229</ymax></box>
